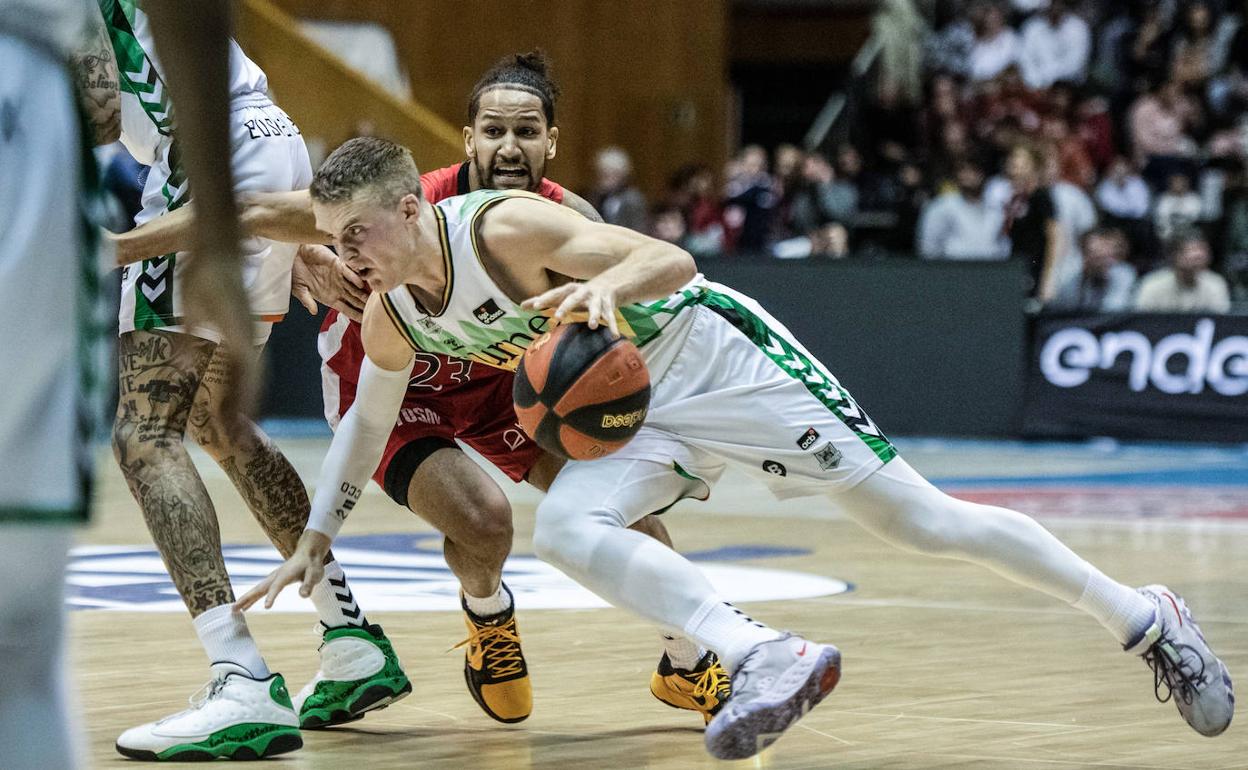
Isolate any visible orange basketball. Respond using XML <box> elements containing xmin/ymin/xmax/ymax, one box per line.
<box><xmin>513</xmin><ymin>323</ymin><xmax>651</xmax><ymax>460</ymax></box>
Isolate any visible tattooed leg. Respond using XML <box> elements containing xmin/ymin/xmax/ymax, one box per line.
<box><xmin>187</xmin><ymin>343</ymin><xmax>311</xmax><ymax>559</ymax></box>
<box><xmin>111</xmin><ymin>330</ymin><xmax>234</xmax><ymax>617</ymax></box>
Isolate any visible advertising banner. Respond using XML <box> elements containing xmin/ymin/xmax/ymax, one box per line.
<box><xmin>1024</xmin><ymin>314</ymin><xmax>1248</xmax><ymax>442</ymax></box>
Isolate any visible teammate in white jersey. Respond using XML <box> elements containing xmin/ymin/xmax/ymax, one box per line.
<box><xmin>2</xmin><ymin>0</ymin><xmax>267</xmax><ymax>766</ymax></box>
<box><xmin>96</xmin><ymin>1</ymin><xmax>409</xmax><ymax>760</ymax></box>
<box><xmin>244</xmin><ymin>137</ymin><xmax>1233</xmax><ymax>759</ymax></box>
<box><xmin>0</xmin><ymin>6</ymin><xmax>107</xmax><ymax>767</ymax></box>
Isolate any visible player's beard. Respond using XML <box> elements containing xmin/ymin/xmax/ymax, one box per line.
<box><xmin>475</xmin><ymin>156</ymin><xmax>535</xmax><ymax>192</ymax></box>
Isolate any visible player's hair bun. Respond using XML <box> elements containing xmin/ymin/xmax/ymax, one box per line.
<box><xmin>512</xmin><ymin>50</ymin><xmax>551</xmax><ymax>76</ymax></box>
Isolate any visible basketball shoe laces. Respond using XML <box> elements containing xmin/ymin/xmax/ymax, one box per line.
<box><xmin>184</xmin><ymin>675</ymin><xmax>229</xmax><ymax>714</ymax></box>
<box><xmin>1144</xmin><ymin>637</ymin><xmax>1208</xmax><ymax>706</ymax></box>
<box><xmin>452</xmin><ymin>619</ymin><xmax>524</xmax><ymax>678</ymax></box>
<box><xmin>692</xmin><ymin>662</ymin><xmax>730</xmax><ymax>707</ymax></box>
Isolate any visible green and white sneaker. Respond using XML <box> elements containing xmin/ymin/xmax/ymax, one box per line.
<box><xmin>295</xmin><ymin>623</ymin><xmax>412</xmax><ymax>728</ymax></box>
<box><xmin>115</xmin><ymin>663</ymin><xmax>302</xmax><ymax>761</ymax></box>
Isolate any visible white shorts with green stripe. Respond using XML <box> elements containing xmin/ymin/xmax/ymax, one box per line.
<box><xmin>118</xmin><ymin>96</ymin><xmax>312</xmax><ymax>345</ymax></box>
<box><xmin>602</xmin><ymin>283</ymin><xmax>897</xmax><ymax>503</ymax></box>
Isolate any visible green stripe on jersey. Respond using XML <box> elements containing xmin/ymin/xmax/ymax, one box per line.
<box><xmin>697</xmin><ymin>290</ymin><xmax>897</xmax><ymax>463</ymax></box>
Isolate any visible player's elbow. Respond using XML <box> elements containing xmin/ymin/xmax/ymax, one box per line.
<box><xmin>95</xmin><ymin>117</ymin><xmax>121</xmax><ymax>147</ymax></box>
<box><xmin>667</xmin><ymin>247</ymin><xmax>697</xmax><ymax>285</ymax></box>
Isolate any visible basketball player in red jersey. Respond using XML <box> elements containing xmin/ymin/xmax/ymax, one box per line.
<box><xmin>112</xmin><ymin>52</ymin><xmax>730</xmax><ymax>727</ymax></box>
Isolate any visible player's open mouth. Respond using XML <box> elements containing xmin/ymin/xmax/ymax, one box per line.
<box><xmin>494</xmin><ymin>168</ymin><xmax>528</xmax><ymax>179</ymax></box>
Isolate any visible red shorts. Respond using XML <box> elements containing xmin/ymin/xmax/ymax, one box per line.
<box><xmin>319</xmin><ymin>311</ymin><xmax>542</xmax><ymax>488</ymax></box>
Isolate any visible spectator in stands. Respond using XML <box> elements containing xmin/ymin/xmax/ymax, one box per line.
<box><xmin>1125</xmin><ymin>1</ymin><xmax>1172</xmax><ymax>89</ymax></box>
<box><xmin>651</xmin><ymin>206</ymin><xmax>686</xmax><ymax>246</ymax></box>
<box><xmin>988</xmin><ymin>144</ymin><xmax>1063</xmax><ymax>299</ymax></box>
<box><xmin>667</xmin><ymin>164</ymin><xmax>725</xmax><ymax>258</ymax></box>
<box><xmin>591</xmin><ymin>146</ymin><xmax>647</xmax><ymax>232</ymax></box>
<box><xmin>1169</xmin><ymin>1</ymin><xmax>1233</xmax><ymax>88</ymax></box>
<box><xmin>969</xmin><ymin>4</ymin><xmax>1021</xmax><ymax>83</ymax></box>
<box><xmin>1073</xmin><ymin>93</ymin><xmax>1116</xmax><ymax>171</ymax></box>
<box><xmin>1019</xmin><ymin>0</ymin><xmax>1091</xmax><ymax>89</ymax></box>
<box><xmin>918</xmin><ymin>157</ymin><xmax>1009</xmax><ymax>260</ymax></box>
<box><xmin>788</xmin><ymin>152</ymin><xmax>857</xmax><ymax>236</ymax></box>
<box><xmin>929</xmin><ymin>120</ymin><xmax>975</xmax><ymax>192</ymax></box>
<box><xmin>1048</xmin><ymin>227</ymin><xmax>1137</xmax><ymax>311</ymax></box>
<box><xmin>1206</xmin><ymin>3</ymin><xmax>1248</xmax><ymax>125</ymax></box>
<box><xmin>723</xmin><ymin>144</ymin><xmax>777</xmax><ymax>254</ymax></box>
<box><xmin>771</xmin><ymin>143</ymin><xmax>805</xmax><ymax>241</ymax></box>
<box><xmin>923</xmin><ymin>0</ymin><xmax>975</xmax><ymax>79</ymax></box>
<box><xmin>1128</xmin><ymin>79</ymin><xmax>1201</xmax><ymax>184</ymax></box>
<box><xmin>1043</xmin><ymin>114</ymin><xmax>1095</xmax><ymax>189</ymax></box>
<box><xmin>1154</xmin><ymin>172</ymin><xmax>1204</xmax><ymax>242</ymax></box>
<box><xmin>1050</xmin><ymin>161</ymin><xmax>1099</xmax><ymax>291</ymax></box>
<box><xmin>1096</xmin><ymin>156</ymin><xmax>1151</xmax><ymax>220</ymax></box>
<box><xmin>1135</xmin><ymin>231</ymin><xmax>1232</xmax><ymax>312</ymax></box>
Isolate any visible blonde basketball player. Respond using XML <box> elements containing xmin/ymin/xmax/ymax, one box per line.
<box><xmin>242</xmin><ymin>137</ymin><xmax>1232</xmax><ymax>759</ymax></box>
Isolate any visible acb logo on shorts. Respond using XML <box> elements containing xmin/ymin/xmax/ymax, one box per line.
<box><xmin>797</xmin><ymin>427</ymin><xmax>820</xmax><ymax>451</ymax></box>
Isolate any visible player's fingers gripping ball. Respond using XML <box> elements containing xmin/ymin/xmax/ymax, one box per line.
<box><xmin>513</xmin><ymin>323</ymin><xmax>650</xmax><ymax>460</ymax></box>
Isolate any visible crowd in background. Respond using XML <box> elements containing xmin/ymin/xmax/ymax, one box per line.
<box><xmin>592</xmin><ymin>0</ymin><xmax>1248</xmax><ymax>313</ymax></box>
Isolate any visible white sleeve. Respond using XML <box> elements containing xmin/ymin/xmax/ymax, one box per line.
<box><xmin>305</xmin><ymin>354</ymin><xmax>413</xmax><ymax>540</ymax></box>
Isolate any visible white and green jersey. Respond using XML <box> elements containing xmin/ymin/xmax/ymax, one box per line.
<box><xmin>0</xmin><ymin>0</ymin><xmax>93</xmax><ymax>56</ymax></box>
<box><xmin>379</xmin><ymin>189</ymin><xmax>707</xmax><ymax>377</ymax></box>
<box><xmin>101</xmin><ymin>0</ymin><xmax>267</xmax><ymax>174</ymax></box>
<box><xmin>102</xmin><ymin>0</ymin><xmax>311</xmax><ymax>340</ymax></box>
<box><xmin>380</xmin><ymin>189</ymin><xmax>899</xmax><ymax>497</ymax></box>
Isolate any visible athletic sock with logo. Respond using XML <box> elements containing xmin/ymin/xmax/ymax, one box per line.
<box><xmin>309</xmin><ymin>559</ymin><xmax>369</xmax><ymax>630</ymax></box>
<box><xmin>686</xmin><ymin>597</ymin><xmax>784</xmax><ymax>673</ymax></box>
<box><xmin>193</xmin><ymin>604</ymin><xmax>270</xmax><ymax>679</ymax></box>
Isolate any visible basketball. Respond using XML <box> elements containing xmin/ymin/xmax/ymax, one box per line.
<box><xmin>513</xmin><ymin>323</ymin><xmax>651</xmax><ymax>460</ymax></box>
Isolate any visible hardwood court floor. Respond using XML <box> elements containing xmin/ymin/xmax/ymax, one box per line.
<box><xmin>71</xmin><ymin>437</ymin><xmax>1248</xmax><ymax>769</ymax></box>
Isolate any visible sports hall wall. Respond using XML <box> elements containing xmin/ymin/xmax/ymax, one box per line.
<box><xmin>245</xmin><ymin>0</ymin><xmax>732</xmax><ymax>198</ymax></box>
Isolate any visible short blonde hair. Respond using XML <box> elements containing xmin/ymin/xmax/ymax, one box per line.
<box><xmin>311</xmin><ymin>136</ymin><xmax>422</xmax><ymax>207</ymax></box>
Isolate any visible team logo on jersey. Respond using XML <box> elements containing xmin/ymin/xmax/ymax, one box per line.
<box><xmin>762</xmin><ymin>460</ymin><xmax>787</xmax><ymax>476</ymax></box>
<box><xmin>797</xmin><ymin>427</ymin><xmax>821</xmax><ymax>450</ymax></box>
<box><xmin>473</xmin><ymin>298</ymin><xmax>506</xmax><ymax>324</ymax></box>
<box><xmin>814</xmin><ymin>442</ymin><xmax>843</xmax><ymax>471</ymax></box>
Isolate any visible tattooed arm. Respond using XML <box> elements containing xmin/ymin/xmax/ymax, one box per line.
<box><xmin>74</xmin><ymin>7</ymin><xmax>121</xmax><ymax>146</ymax></box>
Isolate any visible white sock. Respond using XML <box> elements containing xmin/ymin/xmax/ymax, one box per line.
<box><xmin>463</xmin><ymin>582</ymin><xmax>513</xmax><ymax>618</ymax></box>
<box><xmin>661</xmin><ymin>634</ymin><xmax>706</xmax><ymax>671</ymax></box>
<box><xmin>1072</xmin><ymin>571</ymin><xmax>1156</xmax><ymax>647</ymax></box>
<box><xmin>686</xmin><ymin>597</ymin><xmax>783</xmax><ymax>672</ymax></box>
<box><xmin>193</xmin><ymin>605</ymin><xmax>270</xmax><ymax>678</ymax></box>
<box><xmin>309</xmin><ymin>560</ymin><xmax>368</xmax><ymax>630</ymax></box>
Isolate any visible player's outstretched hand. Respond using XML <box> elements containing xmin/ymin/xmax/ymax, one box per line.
<box><xmin>523</xmin><ymin>280</ymin><xmax>619</xmax><ymax>337</ymax></box>
<box><xmin>235</xmin><ymin>531</ymin><xmax>330</xmax><ymax>611</ymax></box>
<box><xmin>291</xmin><ymin>244</ymin><xmax>369</xmax><ymax>321</ymax></box>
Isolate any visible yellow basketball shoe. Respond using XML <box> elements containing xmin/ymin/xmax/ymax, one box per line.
<box><xmin>650</xmin><ymin>651</ymin><xmax>732</xmax><ymax>724</ymax></box>
<box><xmin>453</xmin><ymin>585</ymin><xmax>532</xmax><ymax>723</ymax></box>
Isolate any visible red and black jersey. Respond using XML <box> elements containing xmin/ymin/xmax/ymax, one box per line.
<box><xmin>419</xmin><ymin>161</ymin><xmax>565</xmax><ymax>205</ymax></box>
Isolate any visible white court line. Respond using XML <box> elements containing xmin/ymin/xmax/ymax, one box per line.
<box><xmin>795</xmin><ymin>722</ymin><xmax>853</xmax><ymax>746</ymax></box>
